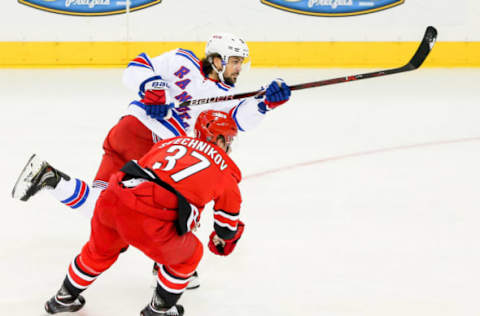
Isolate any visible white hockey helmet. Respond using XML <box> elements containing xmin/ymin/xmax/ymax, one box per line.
<box><xmin>205</xmin><ymin>33</ymin><xmax>250</xmax><ymax>83</ymax></box>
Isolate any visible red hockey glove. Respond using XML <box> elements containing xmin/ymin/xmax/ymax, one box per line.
<box><xmin>208</xmin><ymin>221</ymin><xmax>245</xmax><ymax>256</ymax></box>
<box><xmin>257</xmin><ymin>79</ymin><xmax>291</xmax><ymax>114</ymax></box>
<box><xmin>141</xmin><ymin>79</ymin><xmax>172</xmax><ymax>105</ymax></box>
<box><xmin>141</xmin><ymin>79</ymin><xmax>175</xmax><ymax>120</ymax></box>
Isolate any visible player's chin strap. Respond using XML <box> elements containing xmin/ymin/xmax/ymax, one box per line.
<box><xmin>209</xmin><ymin>57</ymin><xmax>227</xmax><ymax>84</ymax></box>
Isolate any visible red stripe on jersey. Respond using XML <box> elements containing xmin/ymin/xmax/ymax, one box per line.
<box><xmin>178</xmin><ymin>49</ymin><xmax>200</xmax><ymax>64</ymax></box>
<box><xmin>167</xmin><ymin>117</ymin><xmax>187</xmax><ymax>136</ymax></box>
<box><xmin>132</xmin><ymin>57</ymin><xmax>152</xmax><ymax>68</ymax></box>
<box><xmin>214</xmin><ymin>213</ymin><xmax>238</xmax><ymax>228</ymax></box>
<box><xmin>66</xmin><ymin>182</ymin><xmax>87</xmax><ymax>207</ymax></box>
<box><xmin>228</xmin><ymin>106</ymin><xmax>238</xmax><ymax>117</ymax></box>
<box><xmin>218</xmin><ymin>81</ymin><xmax>232</xmax><ymax>89</ymax></box>
<box><xmin>68</xmin><ymin>265</ymin><xmax>94</xmax><ymax>287</ymax></box>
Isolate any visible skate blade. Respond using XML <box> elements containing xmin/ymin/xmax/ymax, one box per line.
<box><xmin>11</xmin><ymin>154</ymin><xmax>42</xmax><ymax>201</ymax></box>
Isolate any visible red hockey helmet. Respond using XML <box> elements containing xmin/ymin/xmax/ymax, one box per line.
<box><xmin>195</xmin><ymin>110</ymin><xmax>238</xmax><ymax>149</ymax></box>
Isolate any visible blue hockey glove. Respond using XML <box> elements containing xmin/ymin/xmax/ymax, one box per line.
<box><xmin>145</xmin><ymin>103</ymin><xmax>175</xmax><ymax>120</ymax></box>
<box><xmin>257</xmin><ymin>79</ymin><xmax>291</xmax><ymax>114</ymax></box>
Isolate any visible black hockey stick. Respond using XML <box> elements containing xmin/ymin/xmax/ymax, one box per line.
<box><xmin>177</xmin><ymin>26</ymin><xmax>437</xmax><ymax>108</ymax></box>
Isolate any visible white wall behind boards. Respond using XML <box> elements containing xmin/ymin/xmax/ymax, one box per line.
<box><xmin>1</xmin><ymin>0</ymin><xmax>479</xmax><ymax>41</ymax></box>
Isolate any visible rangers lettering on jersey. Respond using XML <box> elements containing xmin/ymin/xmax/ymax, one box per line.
<box><xmin>123</xmin><ymin>48</ymin><xmax>265</xmax><ymax>140</ymax></box>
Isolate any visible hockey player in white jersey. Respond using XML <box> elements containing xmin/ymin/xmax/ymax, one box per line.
<box><xmin>12</xmin><ymin>32</ymin><xmax>290</xmax><ymax>296</ymax></box>
<box><xmin>13</xmin><ymin>32</ymin><xmax>290</xmax><ymax>218</ymax></box>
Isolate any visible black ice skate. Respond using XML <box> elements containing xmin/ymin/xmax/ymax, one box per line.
<box><xmin>44</xmin><ymin>285</ymin><xmax>86</xmax><ymax>314</ymax></box>
<box><xmin>140</xmin><ymin>290</ymin><xmax>184</xmax><ymax>316</ymax></box>
<box><xmin>140</xmin><ymin>304</ymin><xmax>184</xmax><ymax>316</ymax></box>
<box><xmin>11</xmin><ymin>154</ymin><xmax>70</xmax><ymax>201</ymax></box>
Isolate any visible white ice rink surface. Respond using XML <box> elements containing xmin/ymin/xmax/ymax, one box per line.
<box><xmin>1</xmin><ymin>67</ymin><xmax>479</xmax><ymax>316</ymax></box>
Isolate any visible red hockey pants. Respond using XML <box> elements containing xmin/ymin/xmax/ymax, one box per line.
<box><xmin>75</xmin><ymin>178</ymin><xmax>203</xmax><ymax>293</ymax></box>
<box><xmin>94</xmin><ymin>115</ymin><xmax>156</xmax><ymax>183</ymax></box>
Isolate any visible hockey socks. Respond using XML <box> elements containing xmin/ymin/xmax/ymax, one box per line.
<box><xmin>50</xmin><ymin>177</ymin><xmax>89</xmax><ymax>209</ymax></box>
<box><xmin>63</xmin><ymin>255</ymin><xmax>101</xmax><ymax>297</ymax></box>
<box><xmin>44</xmin><ymin>255</ymin><xmax>95</xmax><ymax>314</ymax></box>
<box><xmin>49</xmin><ymin>177</ymin><xmax>102</xmax><ymax>219</ymax></box>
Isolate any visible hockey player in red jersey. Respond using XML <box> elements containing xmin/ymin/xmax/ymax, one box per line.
<box><xmin>42</xmin><ymin>110</ymin><xmax>244</xmax><ymax>316</ymax></box>
<box><xmin>12</xmin><ymin>32</ymin><xmax>290</xmax><ymax>291</ymax></box>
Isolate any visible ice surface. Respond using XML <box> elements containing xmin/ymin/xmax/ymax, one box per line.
<box><xmin>1</xmin><ymin>67</ymin><xmax>479</xmax><ymax>316</ymax></box>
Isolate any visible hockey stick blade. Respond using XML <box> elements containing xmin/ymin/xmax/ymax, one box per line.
<box><xmin>177</xmin><ymin>26</ymin><xmax>437</xmax><ymax>108</ymax></box>
<box><xmin>407</xmin><ymin>26</ymin><xmax>437</xmax><ymax>69</ymax></box>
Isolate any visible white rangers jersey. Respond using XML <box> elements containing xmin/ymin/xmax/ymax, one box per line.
<box><xmin>123</xmin><ymin>49</ymin><xmax>265</xmax><ymax>140</ymax></box>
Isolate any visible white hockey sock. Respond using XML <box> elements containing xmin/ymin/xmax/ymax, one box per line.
<box><xmin>79</xmin><ymin>186</ymin><xmax>102</xmax><ymax>220</ymax></box>
<box><xmin>49</xmin><ymin>178</ymin><xmax>104</xmax><ymax>220</ymax></box>
<box><xmin>50</xmin><ymin>178</ymin><xmax>90</xmax><ymax>209</ymax></box>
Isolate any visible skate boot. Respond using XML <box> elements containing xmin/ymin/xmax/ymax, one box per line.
<box><xmin>152</xmin><ymin>263</ymin><xmax>199</xmax><ymax>290</ymax></box>
<box><xmin>12</xmin><ymin>154</ymin><xmax>70</xmax><ymax>201</ymax></box>
<box><xmin>140</xmin><ymin>304</ymin><xmax>184</xmax><ymax>316</ymax></box>
<box><xmin>140</xmin><ymin>290</ymin><xmax>184</xmax><ymax>316</ymax></box>
<box><xmin>186</xmin><ymin>271</ymin><xmax>200</xmax><ymax>290</ymax></box>
<box><xmin>44</xmin><ymin>284</ymin><xmax>86</xmax><ymax>314</ymax></box>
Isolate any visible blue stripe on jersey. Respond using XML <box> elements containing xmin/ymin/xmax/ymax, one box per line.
<box><xmin>127</xmin><ymin>53</ymin><xmax>154</xmax><ymax>71</ymax></box>
<box><xmin>215</xmin><ymin>82</ymin><xmax>229</xmax><ymax>92</ymax></box>
<box><xmin>130</xmin><ymin>101</ymin><xmax>185</xmax><ymax>136</ymax></box>
<box><xmin>138</xmin><ymin>75</ymin><xmax>164</xmax><ymax>98</ymax></box>
<box><xmin>232</xmin><ymin>100</ymin><xmax>246</xmax><ymax>132</ymax></box>
<box><xmin>138</xmin><ymin>53</ymin><xmax>154</xmax><ymax>70</ymax></box>
<box><xmin>178</xmin><ymin>49</ymin><xmax>199</xmax><ymax>62</ymax></box>
<box><xmin>176</xmin><ymin>51</ymin><xmax>200</xmax><ymax>71</ymax></box>
<box><xmin>217</xmin><ymin>80</ymin><xmax>234</xmax><ymax>89</ymax></box>
<box><xmin>171</xmin><ymin>110</ymin><xmax>187</xmax><ymax>128</ymax></box>
<box><xmin>159</xmin><ymin>120</ymin><xmax>181</xmax><ymax>136</ymax></box>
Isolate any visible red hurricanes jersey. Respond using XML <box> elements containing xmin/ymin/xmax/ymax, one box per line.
<box><xmin>138</xmin><ymin>136</ymin><xmax>242</xmax><ymax>239</ymax></box>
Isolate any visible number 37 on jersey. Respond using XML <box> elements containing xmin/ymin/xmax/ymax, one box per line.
<box><xmin>137</xmin><ymin>136</ymin><xmax>242</xmax><ymax>208</ymax></box>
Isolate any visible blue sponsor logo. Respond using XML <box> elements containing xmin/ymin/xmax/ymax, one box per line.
<box><xmin>261</xmin><ymin>0</ymin><xmax>404</xmax><ymax>16</ymax></box>
<box><xmin>18</xmin><ymin>0</ymin><xmax>162</xmax><ymax>16</ymax></box>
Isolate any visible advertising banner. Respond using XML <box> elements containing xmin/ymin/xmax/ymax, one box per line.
<box><xmin>18</xmin><ymin>0</ymin><xmax>162</xmax><ymax>16</ymax></box>
<box><xmin>261</xmin><ymin>0</ymin><xmax>404</xmax><ymax>16</ymax></box>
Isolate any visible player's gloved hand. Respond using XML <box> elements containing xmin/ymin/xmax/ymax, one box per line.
<box><xmin>145</xmin><ymin>103</ymin><xmax>174</xmax><ymax>120</ymax></box>
<box><xmin>140</xmin><ymin>79</ymin><xmax>175</xmax><ymax>120</ymax></box>
<box><xmin>257</xmin><ymin>79</ymin><xmax>291</xmax><ymax>114</ymax></box>
<box><xmin>141</xmin><ymin>79</ymin><xmax>170</xmax><ymax>104</ymax></box>
<box><xmin>208</xmin><ymin>221</ymin><xmax>245</xmax><ymax>256</ymax></box>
